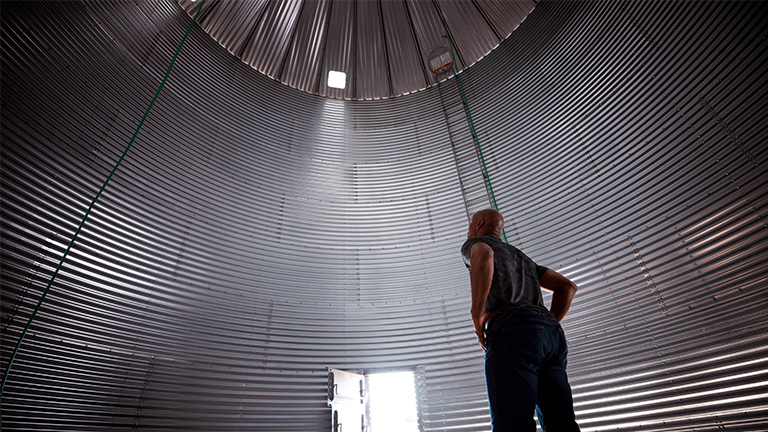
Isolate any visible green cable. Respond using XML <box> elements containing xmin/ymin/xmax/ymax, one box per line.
<box><xmin>0</xmin><ymin>0</ymin><xmax>206</xmax><ymax>403</ymax></box>
<box><xmin>435</xmin><ymin>0</ymin><xmax>509</xmax><ymax>244</ymax></box>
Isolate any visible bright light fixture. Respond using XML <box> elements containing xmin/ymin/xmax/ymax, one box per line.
<box><xmin>328</xmin><ymin>70</ymin><xmax>346</xmax><ymax>89</ymax></box>
<box><xmin>368</xmin><ymin>371</ymin><xmax>419</xmax><ymax>432</ymax></box>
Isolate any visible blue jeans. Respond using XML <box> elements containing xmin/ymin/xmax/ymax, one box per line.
<box><xmin>484</xmin><ymin>308</ymin><xmax>579</xmax><ymax>431</ymax></box>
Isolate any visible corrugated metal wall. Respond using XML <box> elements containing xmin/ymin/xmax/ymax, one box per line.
<box><xmin>462</xmin><ymin>1</ymin><xmax>768</xmax><ymax>429</ymax></box>
<box><xmin>1</xmin><ymin>1</ymin><xmax>766</xmax><ymax>431</ymax></box>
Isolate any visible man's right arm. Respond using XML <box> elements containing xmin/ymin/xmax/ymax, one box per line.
<box><xmin>540</xmin><ymin>269</ymin><xmax>578</xmax><ymax>322</ymax></box>
<box><xmin>469</xmin><ymin>242</ymin><xmax>495</xmax><ymax>350</ymax></box>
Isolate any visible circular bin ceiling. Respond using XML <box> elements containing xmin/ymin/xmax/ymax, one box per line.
<box><xmin>178</xmin><ymin>0</ymin><xmax>536</xmax><ymax>99</ymax></box>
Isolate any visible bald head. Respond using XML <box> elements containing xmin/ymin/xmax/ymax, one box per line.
<box><xmin>468</xmin><ymin>209</ymin><xmax>504</xmax><ymax>239</ymax></box>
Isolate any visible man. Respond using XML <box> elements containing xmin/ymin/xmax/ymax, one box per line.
<box><xmin>461</xmin><ymin>209</ymin><xmax>580</xmax><ymax>431</ymax></box>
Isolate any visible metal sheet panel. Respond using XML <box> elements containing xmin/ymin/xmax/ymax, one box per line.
<box><xmin>181</xmin><ymin>0</ymin><xmax>270</xmax><ymax>52</ymax></box>
<box><xmin>279</xmin><ymin>0</ymin><xmax>330</xmax><ymax>94</ymax></box>
<box><xmin>405</xmin><ymin>0</ymin><xmax>445</xmax><ymax>88</ymax></box>
<box><xmin>239</xmin><ymin>0</ymin><xmax>304</xmax><ymax>78</ymax></box>
<box><xmin>319</xmin><ymin>0</ymin><xmax>355</xmax><ymax>99</ymax></box>
<box><xmin>475</xmin><ymin>0</ymin><xmax>536</xmax><ymax>39</ymax></box>
<box><xmin>354</xmin><ymin>1</ymin><xmax>389</xmax><ymax>100</ymax></box>
<box><xmin>379</xmin><ymin>0</ymin><xmax>427</xmax><ymax>97</ymax></box>
<box><xmin>434</xmin><ymin>0</ymin><xmax>499</xmax><ymax>70</ymax></box>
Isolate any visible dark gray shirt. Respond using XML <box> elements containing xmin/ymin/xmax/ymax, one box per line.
<box><xmin>461</xmin><ymin>235</ymin><xmax>550</xmax><ymax>329</ymax></box>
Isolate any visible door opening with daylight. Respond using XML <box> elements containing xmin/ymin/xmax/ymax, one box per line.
<box><xmin>328</xmin><ymin>368</ymin><xmax>421</xmax><ymax>432</ymax></box>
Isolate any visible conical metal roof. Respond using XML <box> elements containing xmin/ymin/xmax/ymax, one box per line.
<box><xmin>177</xmin><ymin>0</ymin><xmax>536</xmax><ymax>99</ymax></box>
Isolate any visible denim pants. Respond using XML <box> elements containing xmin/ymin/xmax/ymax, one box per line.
<box><xmin>484</xmin><ymin>308</ymin><xmax>579</xmax><ymax>431</ymax></box>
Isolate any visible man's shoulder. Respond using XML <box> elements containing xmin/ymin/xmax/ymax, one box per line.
<box><xmin>462</xmin><ymin>235</ymin><xmax>497</xmax><ymax>248</ymax></box>
<box><xmin>461</xmin><ymin>237</ymin><xmax>480</xmax><ymax>257</ymax></box>
<box><xmin>461</xmin><ymin>236</ymin><xmax>501</xmax><ymax>258</ymax></box>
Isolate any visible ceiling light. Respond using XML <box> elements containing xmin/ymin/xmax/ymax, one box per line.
<box><xmin>328</xmin><ymin>70</ymin><xmax>346</xmax><ymax>89</ymax></box>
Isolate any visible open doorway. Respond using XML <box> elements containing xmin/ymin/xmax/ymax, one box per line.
<box><xmin>328</xmin><ymin>368</ymin><xmax>422</xmax><ymax>432</ymax></box>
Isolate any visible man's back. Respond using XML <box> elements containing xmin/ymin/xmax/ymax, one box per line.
<box><xmin>461</xmin><ymin>234</ymin><xmax>550</xmax><ymax>326</ymax></box>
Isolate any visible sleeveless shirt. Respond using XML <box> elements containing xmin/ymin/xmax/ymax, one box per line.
<box><xmin>461</xmin><ymin>235</ymin><xmax>551</xmax><ymax>330</ymax></box>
